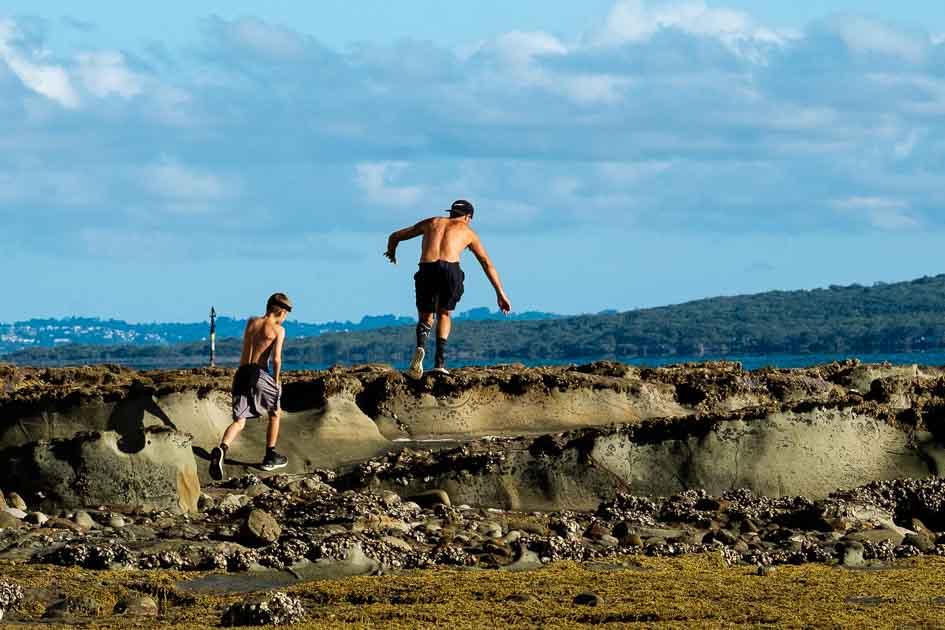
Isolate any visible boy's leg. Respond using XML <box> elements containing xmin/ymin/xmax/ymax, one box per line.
<box><xmin>261</xmin><ymin>410</ymin><xmax>288</xmax><ymax>471</ymax></box>
<box><xmin>209</xmin><ymin>418</ymin><xmax>245</xmax><ymax>481</ymax></box>
<box><xmin>266</xmin><ymin>410</ymin><xmax>281</xmax><ymax>448</ymax></box>
<box><xmin>222</xmin><ymin>418</ymin><xmax>246</xmax><ymax>447</ymax></box>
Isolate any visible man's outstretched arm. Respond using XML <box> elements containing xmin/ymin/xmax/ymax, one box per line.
<box><xmin>384</xmin><ymin>220</ymin><xmax>427</xmax><ymax>264</ymax></box>
<box><xmin>469</xmin><ymin>236</ymin><xmax>512</xmax><ymax>313</ymax></box>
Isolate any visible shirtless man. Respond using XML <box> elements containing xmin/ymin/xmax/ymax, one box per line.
<box><xmin>385</xmin><ymin>199</ymin><xmax>511</xmax><ymax>377</ymax></box>
<box><xmin>209</xmin><ymin>293</ymin><xmax>292</xmax><ymax>480</ymax></box>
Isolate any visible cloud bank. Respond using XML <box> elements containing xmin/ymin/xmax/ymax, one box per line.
<box><xmin>0</xmin><ymin>1</ymin><xmax>943</xmax><ymax>264</ymax></box>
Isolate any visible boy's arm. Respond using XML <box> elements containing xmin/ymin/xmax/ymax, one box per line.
<box><xmin>271</xmin><ymin>327</ymin><xmax>286</xmax><ymax>387</ymax></box>
<box><xmin>468</xmin><ymin>235</ymin><xmax>512</xmax><ymax>313</ymax></box>
<box><xmin>384</xmin><ymin>219</ymin><xmax>429</xmax><ymax>264</ymax></box>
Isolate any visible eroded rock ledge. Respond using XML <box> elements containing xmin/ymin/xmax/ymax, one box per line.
<box><xmin>0</xmin><ymin>360</ymin><xmax>943</xmax><ymax>512</ymax></box>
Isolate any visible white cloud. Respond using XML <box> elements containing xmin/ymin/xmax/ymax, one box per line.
<box><xmin>480</xmin><ymin>29</ymin><xmax>630</xmax><ymax>105</ymax></box>
<box><xmin>2</xmin><ymin>8</ymin><xmax>945</xmax><ymax>245</ymax></box>
<box><xmin>559</xmin><ymin>73</ymin><xmax>631</xmax><ymax>105</ymax></box>
<box><xmin>355</xmin><ymin>162</ymin><xmax>425</xmax><ymax>207</ymax></box>
<box><xmin>207</xmin><ymin>16</ymin><xmax>309</xmax><ymax>61</ymax></box>
<box><xmin>0</xmin><ymin>19</ymin><xmax>80</xmax><ymax>108</ymax></box>
<box><xmin>491</xmin><ymin>30</ymin><xmax>568</xmax><ymax>66</ymax></box>
<box><xmin>893</xmin><ymin>129</ymin><xmax>922</xmax><ymax>160</ymax></box>
<box><xmin>596</xmin><ymin>0</ymin><xmax>792</xmax><ymax>59</ymax></box>
<box><xmin>76</xmin><ymin>50</ymin><xmax>142</xmax><ymax>98</ymax></box>
<box><xmin>143</xmin><ymin>157</ymin><xmax>233</xmax><ymax>203</ymax></box>
<box><xmin>831</xmin><ymin>197</ymin><xmax>919</xmax><ymax>230</ymax></box>
<box><xmin>830</xmin><ymin>16</ymin><xmax>927</xmax><ymax>63</ymax></box>
<box><xmin>0</xmin><ymin>168</ymin><xmax>102</xmax><ymax>206</ymax></box>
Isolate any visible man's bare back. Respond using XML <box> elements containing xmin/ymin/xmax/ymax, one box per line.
<box><xmin>418</xmin><ymin>217</ymin><xmax>476</xmax><ymax>263</ymax></box>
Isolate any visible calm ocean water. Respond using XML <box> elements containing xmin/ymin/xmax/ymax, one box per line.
<box><xmin>16</xmin><ymin>351</ymin><xmax>945</xmax><ymax>372</ymax></box>
<box><xmin>285</xmin><ymin>351</ymin><xmax>945</xmax><ymax>373</ymax></box>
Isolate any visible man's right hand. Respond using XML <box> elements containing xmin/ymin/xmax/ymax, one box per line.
<box><xmin>383</xmin><ymin>250</ymin><xmax>397</xmax><ymax>264</ymax></box>
<box><xmin>497</xmin><ymin>294</ymin><xmax>512</xmax><ymax>314</ymax></box>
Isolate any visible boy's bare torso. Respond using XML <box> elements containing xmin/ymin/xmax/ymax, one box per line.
<box><xmin>240</xmin><ymin>317</ymin><xmax>282</xmax><ymax>368</ymax></box>
<box><xmin>419</xmin><ymin>217</ymin><xmax>477</xmax><ymax>263</ymax></box>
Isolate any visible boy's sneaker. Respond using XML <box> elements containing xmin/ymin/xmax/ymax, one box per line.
<box><xmin>407</xmin><ymin>347</ymin><xmax>425</xmax><ymax>379</ymax></box>
<box><xmin>430</xmin><ymin>367</ymin><xmax>450</xmax><ymax>375</ymax></box>
<box><xmin>209</xmin><ymin>446</ymin><xmax>225</xmax><ymax>481</ymax></box>
<box><xmin>260</xmin><ymin>450</ymin><xmax>288</xmax><ymax>471</ymax></box>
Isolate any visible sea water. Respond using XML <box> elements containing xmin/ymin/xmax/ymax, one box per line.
<box><xmin>286</xmin><ymin>350</ymin><xmax>945</xmax><ymax>372</ymax></box>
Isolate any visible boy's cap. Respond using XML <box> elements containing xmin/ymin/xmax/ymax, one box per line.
<box><xmin>445</xmin><ymin>199</ymin><xmax>474</xmax><ymax>217</ymax></box>
<box><xmin>267</xmin><ymin>293</ymin><xmax>293</xmax><ymax>312</ymax></box>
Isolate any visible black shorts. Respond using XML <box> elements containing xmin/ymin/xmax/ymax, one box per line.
<box><xmin>414</xmin><ymin>261</ymin><xmax>465</xmax><ymax>313</ymax></box>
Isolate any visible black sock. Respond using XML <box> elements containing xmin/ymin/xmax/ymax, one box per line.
<box><xmin>435</xmin><ymin>337</ymin><xmax>447</xmax><ymax>368</ymax></box>
<box><xmin>416</xmin><ymin>322</ymin><xmax>432</xmax><ymax>350</ymax></box>
<box><xmin>266</xmin><ymin>446</ymin><xmax>276</xmax><ymax>456</ymax></box>
<box><xmin>219</xmin><ymin>443</ymin><xmax>229</xmax><ymax>454</ymax></box>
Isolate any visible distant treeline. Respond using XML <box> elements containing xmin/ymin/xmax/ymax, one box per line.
<box><xmin>6</xmin><ymin>275</ymin><xmax>945</xmax><ymax>366</ymax></box>
<box><xmin>0</xmin><ymin>307</ymin><xmax>564</xmax><ymax>354</ymax></box>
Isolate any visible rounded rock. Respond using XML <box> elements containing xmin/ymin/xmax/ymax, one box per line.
<box><xmin>0</xmin><ymin>512</ymin><xmax>23</xmax><ymax>530</ymax></box>
<box><xmin>622</xmin><ymin>533</ymin><xmax>644</xmax><ymax>548</ymax></box>
<box><xmin>6</xmin><ymin>493</ymin><xmax>27</xmax><ymax>512</ymax></box>
<box><xmin>408</xmin><ymin>489</ymin><xmax>451</xmax><ymax>509</ymax></box>
<box><xmin>573</xmin><ymin>592</ymin><xmax>601</xmax><ymax>607</ymax></box>
<box><xmin>25</xmin><ymin>512</ymin><xmax>48</xmax><ymax>526</ymax></box>
<box><xmin>74</xmin><ymin>511</ymin><xmax>96</xmax><ymax>530</ymax></box>
<box><xmin>114</xmin><ymin>595</ymin><xmax>158</xmax><ymax>616</ymax></box>
<box><xmin>838</xmin><ymin>541</ymin><xmax>865</xmax><ymax>567</ymax></box>
<box><xmin>221</xmin><ymin>591</ymin><xmax>305</xmax><ymax>627</ymax></box>
<box><xmin>242</xmin><ymin>509</ymin><xmax>282</xmax><ymax>547</ymax></box>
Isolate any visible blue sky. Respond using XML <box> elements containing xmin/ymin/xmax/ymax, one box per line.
<box><xmin>1</xmin><ymin>1</ymin><xmax>944</xmax><ymax>323</ymax></box>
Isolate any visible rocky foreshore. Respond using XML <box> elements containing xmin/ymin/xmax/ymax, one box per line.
<box><xmin>1</xmin><ymin>360</ymin><xmax>944</xmax><ymax>623</ymax></box>
<box><xmin>2</xmin><ymin>472</ymin><xmax>945</xmax><ymax>579</ymax></box>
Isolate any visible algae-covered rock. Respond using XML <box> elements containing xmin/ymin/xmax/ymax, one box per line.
<box><xmin>0</xmin><ymin>580</ymin><xmax>23</xmax><ymax>621</ymax></box>
<box><xmin>221</xmin><ymin>591</ymin><xmax>305</xmax><ymax>626</ymax></box>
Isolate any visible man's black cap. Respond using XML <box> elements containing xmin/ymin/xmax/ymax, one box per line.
<box><xmin>446</xmin><ymin>199</ymin><xmax>474</xmax><ymax>217</ymax></box>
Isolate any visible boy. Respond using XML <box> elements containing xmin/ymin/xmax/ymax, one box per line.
<box><xmin>209</xmin><ymin>292</ymin><xmax>292</xmax><ymax>480</ymax></box>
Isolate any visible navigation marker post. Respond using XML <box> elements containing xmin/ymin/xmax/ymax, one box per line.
<box><xmin>209</xmin><ymin>307</ymin><xmax>217</xmax><ymax>367</ymax></box>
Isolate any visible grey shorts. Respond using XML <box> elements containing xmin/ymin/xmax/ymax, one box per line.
<box><xmin>231</xmin><ymin>364</ymin><xmax>280</xmax><ymax>420</ymax></box>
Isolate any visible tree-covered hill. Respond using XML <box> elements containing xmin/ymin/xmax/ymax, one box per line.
<box><xmin>6</xmin><ymin>275</ymin><xmax>945</xmax><ymax>366</ymax></box>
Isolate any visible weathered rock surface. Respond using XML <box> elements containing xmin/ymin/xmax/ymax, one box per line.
<box><xmin>0</xmin><ymin>427</ymin><xmax>200</xmax><ymax>513</ymax></box>
<box><xmin>3</xmin><ymin>361</ymin><xmax>944</xmax><ymax>499</ymax></box>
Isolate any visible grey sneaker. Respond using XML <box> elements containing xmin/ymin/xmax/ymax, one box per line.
<box><xmin>430</xmin><ymin>367</ymin><xmax>450</xmax><ymax>375</ymax></box>
<box><xmin>407</xmin><ymin>347</ymin><xmax>425</xmax><ymax>379</ymax></box>
<box><xmin>260</xmin><ymin>450</ymin><xmax>288</xmax><ymax>471</ymax></box>
<box><xmin>209</xmin><ymin>446</ymin><xmax>225</xmax><ymax>481</ymax></box>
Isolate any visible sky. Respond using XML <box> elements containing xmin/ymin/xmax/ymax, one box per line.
<box><xmin>1</xmin><ymin>1</ymin><xmax>944</xmax><ymax>323</ymax></box>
